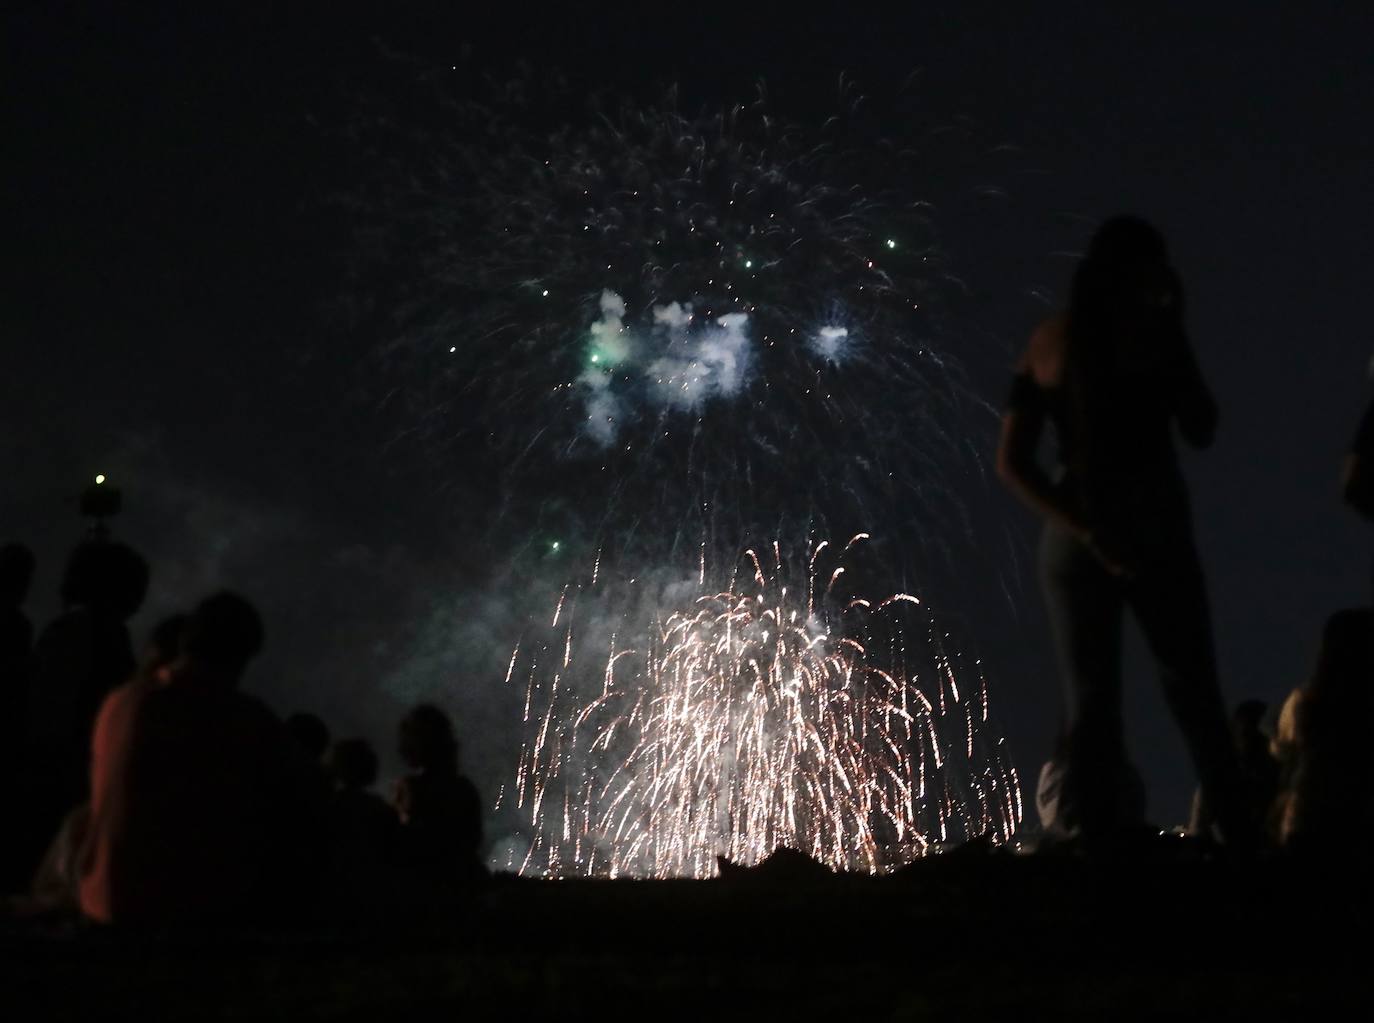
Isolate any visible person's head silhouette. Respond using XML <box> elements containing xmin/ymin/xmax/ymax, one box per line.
<box><xmin>181</xmin><ymin>591</ymin><xmax>263</xmax><ymax>684</ymax></box>
<box><xmin>328</xmin><ymin>738</ymin><xmax>379</xmax><ymax>792</ymax></box>
<box><xmin>1312</xmin><ymin>608</ymin><xmax>1374</xmax><ymax>700</ymax></box>
<box><xmin>60</xmin><ymin>540</ymin><xmax>149</xmax><ymax>621</ymax></box>
<box><xmin>1084</xmin><ymin>216</ymin><xmax>1169</xmax><ymax>269</ymax></box>
<box><xmin>1064</xmin><ymin>215</ymin><xmax>1193</xmax><ymax>423</ymax></box>
<box><xmin>398</xmin><ymin>704</ymin><xmax>458</xmax><ymax>773</ymax></box>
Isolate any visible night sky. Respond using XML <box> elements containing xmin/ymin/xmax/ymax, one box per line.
<box><xmin>6</xmin><ymin>4</ymin><xmax>1373</xmax><ymax>831</ymax></box>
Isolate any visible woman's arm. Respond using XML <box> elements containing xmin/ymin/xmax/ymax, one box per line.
<box><xmin>995</xmin><ymin>361</ymin><xmax>1130</xmax><ymax>577</ymax></box>
<box><xmin>995</xmin><ymin>392</ymin><xmax>1094</xmax><ymax>542</ymax></box>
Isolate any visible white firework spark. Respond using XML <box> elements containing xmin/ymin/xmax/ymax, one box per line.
<box><xmin>503</xmin><ymin>535</ymin><xmax>1020</xmax><ymax>878</ymax></box>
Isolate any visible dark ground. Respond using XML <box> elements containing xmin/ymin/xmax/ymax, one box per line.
<box><xmin>3</xmin><ymin>852</ymin><xmax>1367</xmax><ymax>1019</ymax></box>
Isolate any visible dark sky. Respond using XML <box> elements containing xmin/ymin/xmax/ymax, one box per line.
<box><xmin>5</xmin><ymin>3</ymin><xmax>1373</xmax><ymax>829</ymax></box>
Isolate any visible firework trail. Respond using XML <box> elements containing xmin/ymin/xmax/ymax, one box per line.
<box><xmin>500</xmin><ymin>536</ymin><xmax>1020</xmax><ymax>878</ymax></box>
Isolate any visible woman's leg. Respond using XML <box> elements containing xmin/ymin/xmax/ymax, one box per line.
<box><xmin>1127</xmin><ymin>550</ymin><xmax>1249</xmax><ymax>844</ymax></box>
<box><xmin>1039</xmin><ymin>522</ymin><xmax>1125</xmax><ymax>838</ymax></box>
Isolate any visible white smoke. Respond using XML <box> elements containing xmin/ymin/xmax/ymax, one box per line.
<box><xmin>578</xmin><ymin>290</ymin><xmax>633</xmax><ymax>445</ymax></box>
<box><xmin>647</xmin><ymin>308</ymin><xmax>752</xmax><ymax>410</ymax></box>
<box><xmin>579</xmin><ymin>378</ymin><xmax>621</xmax><ymax>446</ymax></box>
<box><xmin>810</xmin><ymin>325</ymin><xmax>851</xmax><ymax>362</ymax></box>
<box><xmin>577</xmin><ymin>292</ymin><xmax>755</xmax><ymax>444</ymax></box>
<box><xmin>588</xmin><ymin>289</ymin><xmax>631</xmax><ymax>364</ymax></box>
<box><xmin>652</xmin><ymin>301</ymin><xmax>691</xmax><ymax>330</ymax></box>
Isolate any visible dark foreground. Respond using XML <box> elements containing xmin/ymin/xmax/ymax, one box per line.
<box><xmin>2</xmin><ymin>851</ymin><xmax>1368</xmax><ymax>1020</ymax></box>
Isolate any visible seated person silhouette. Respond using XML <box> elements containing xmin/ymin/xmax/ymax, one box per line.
<box><xmin>1188</xmin><ymin>699</ymin><xmax>1280</xmax><ymax>841</ymax></box>
<box><xmin>325</xmin><ymin>737</ymin><xmax>399</xmax><ymax>892</ymax></box>
<box><xmin>0</xmin><ymin>541</ymin><xmax>35</xmax><ymax>745</ymax></box>
<box><xmin>0</xmin><ymin>542</ymin><xmax>36</xmax><ymax>889</ymax></box>
<box><xmin>20</xmin><ymin>540</ymin><xmax>148</xmax><ymax>885</ymax></box>
<box><xmin>392</xmin><ymin>704</ymin><xmax>484</xmax><ymax>885</ymax></box>
<box><xmin>79</xmin><ymin>592</ymin><xmax>325</xmax><ymax>925</ymax></box>
<box><xmin>1271</xmin><ymin>609</ymin><xmax>1374</xmax><ymax>853</ymax></box>
<box><xmin>29</xmin><ymin>614</ymin><xmax>191</xmax><ymax>909</ymax></box>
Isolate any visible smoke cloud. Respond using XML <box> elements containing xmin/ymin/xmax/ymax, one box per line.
<box><xmin>577</xmin><ymin>292</ymin><xmax>759</xmax><ymax>445</ymax></box>
<box><xmin>811</xmin><ymin>325</ymin><xmax>852</xmax><ymax>363</ymax></box>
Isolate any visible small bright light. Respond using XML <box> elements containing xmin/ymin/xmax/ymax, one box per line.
<box><xmin>551</xmin><ymin>541</ymin><xmax>561</xmax><ymax>551</ymax></box>
<box><xmin>886</xmin><ymin>239</ymin><xmax>896</xmax><ymax>249</ymax></box>
<box><xmin>449</xmin><ymin>346</ymin><xmax>457</xmax><ymax>353</ymax></box>
<box><xmin>744</xmin><ymin>260</ymin><xmax>752</xmax><ymax>268</ymax></box>
<box><xmin>94</xmin><ymin>474</ymin><xmax>106</xmax><ymax>485</ymax></box>
<box><xmin>591</xmin><ymin>354</ymin><xmax>600</xmax><ymax>363</ymax></box>
<box><xmin>542</xmin><ymin>289</ymin><xmax>549</xmax><ymax>297</ymax></box>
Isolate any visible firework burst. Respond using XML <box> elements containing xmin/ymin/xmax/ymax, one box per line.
<box><xmin>501</xmin><ymin>536</ymin><xmax>1020</xmax><ymax>878</ymax></box>
<box><xmin>351</xmin><ymin>70</ymin><xmax>1020</xmax><ymax>872</ymax></box>
<box><xmin>356</xmin><ymin>73</ymin><xmax>991</xmax><ymax>561</ymax></box>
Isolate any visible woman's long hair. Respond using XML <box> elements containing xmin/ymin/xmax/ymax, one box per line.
<box><xmin>1062</xmin><ymin>217</ymin><xmax>1186</xmax><ymax>501</ymax></box>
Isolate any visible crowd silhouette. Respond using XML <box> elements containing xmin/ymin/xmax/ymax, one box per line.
<box><xmin>2</xmin><ymin>214</ymin><xmax>1371</xmax><ymax>929</ymax></box>
<box><xmin>1</xmin><ymin>564</ymin><xmax>487</xmax><ymax>926</ymax></box>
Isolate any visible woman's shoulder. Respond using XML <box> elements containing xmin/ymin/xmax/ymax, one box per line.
<box><xmin>1017</xmin><ymin>312</ymin><xmax>1068</xmax><ymax>388</ymax></box>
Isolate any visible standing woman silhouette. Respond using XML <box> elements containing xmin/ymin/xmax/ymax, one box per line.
<box><xmin>997</xmin><ymin>216</ymin><xmax>1248</xmax><ymax>845</ymax></box>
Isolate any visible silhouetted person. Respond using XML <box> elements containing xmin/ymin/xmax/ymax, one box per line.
<box><xmin>27</xmin><ymin>614</ymin><xmax>191</xmax><ymax>909</ymax></box>
<box><xmin>0</xmin><ymin>542</ymin><xmax>35</xmax><ymax>729</ymax></box>
<box><xmin>325</xmin><ymin>738</ymin><xmax>398</xmax><ymax>896</ymax></box>
<box><xmin>1271</xmin><ymin>609</ymin><xmax>1374</xmax><ymax>853</ymax></box>
<box><xmin>17</xmin><ymin>540</ymin><xmax>148</xmax><ymax>885</ymax></box>
<box><xmin>1188</xmin><ymin>699</ymin><xmax>1280</xmax><ymax>841</ymax></box>
<box><xmin>285</xmin><ymin>712</ymin><xmax>331</xmax><ymax>764</ymax></box>
<box><xmin>997</xmin><ymin>216</ymin><xmax>1249</xmax><ymax>846</ymax></box>
<box><xmin>0</xmin><ymin>543</ymin><xmax>36</xmax><ymax>888</ymax></box>
<box><xmin>78</xmin><ymin>591</ymin><xmax>326</xmax><ymax>925</ymax></box>
<box><xmin>328</xmin><ymin>737</ymin><xmax>384</xmax><ymax>796</ymax></box>
<box><xmin>392</xmin><ymin>704</ymin><xmax>484</xmax><ymax>884</ymax></box>
<box><xmin>1</xmin><ymin>542</ymin><xmax>36</xmax><ymax>740</ymax></box>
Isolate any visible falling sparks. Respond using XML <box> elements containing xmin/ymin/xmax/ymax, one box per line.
<box><xmin>507</xmin><ymin>537</ymin><xmax>1020</xmax><ymax>878</ymax></box>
